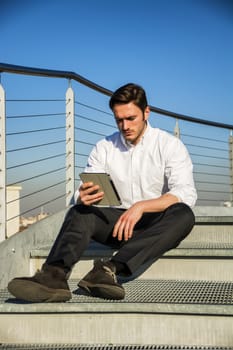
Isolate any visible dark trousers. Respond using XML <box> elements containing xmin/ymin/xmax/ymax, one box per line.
<box><xmin>46</xmin><ymin>202</ymin><xmax>195</xmax><ymax>275</ymax></box>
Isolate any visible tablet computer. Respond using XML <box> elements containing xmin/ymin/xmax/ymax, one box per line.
<box><xmin>79</xmin><ymin>172</ymin><xmax>122</xmax><ymax>206</ymax></box>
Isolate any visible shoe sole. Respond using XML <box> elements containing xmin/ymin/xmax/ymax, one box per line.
<box><xmin>78</xmin><ymin>279</ymin><xmax>125</xmax><ymax>300</ymax></box>
<box><xmin>8</xmin><ymin>279</ymin><xmax>72</xmax><ymax>303</ymax></box>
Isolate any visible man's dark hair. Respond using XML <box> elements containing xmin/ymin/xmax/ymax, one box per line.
<box><xmin>109</xmin><ymin>83</ymin><xmax>148</xmax><ymax>113</ymax></box>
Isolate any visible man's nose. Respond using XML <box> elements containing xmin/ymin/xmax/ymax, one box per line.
<box><xmin>122</xmin><ymin>119</ymin><xmax>129</xmax><ymax>130</ymax></box>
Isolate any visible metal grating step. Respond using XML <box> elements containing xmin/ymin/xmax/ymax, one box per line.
<box><xmin>67</xmin><ymin>279</ymin><xmax>233</xmax><ymax>305</ymax></box>
<box><xmin>1</xmin><ymin>279</ymin><xmax>233</xmax><ymax>306</ymax></box>
<box><xmin>2</xmin><ymin>279</ymin><xmax>233</xmax><ymax>305</ymax></box>
<box><xmin>30</xmin><ymin>240</ymin><xmax>233</xmax><ymax>259</ymax></box>
<box><xmin>1</xmin><ymin>279</ymin><xmax>233</xmax><ymax>316</ymax></box>
<box><xmin>177</xmin><ymin>241</ymin><xmax>233</xmax><ymax>249</ymax></box>
<box><xmin>0</xmin><ymin>345</ymin><xmax>232</xmax><ymax>350</ymax></box>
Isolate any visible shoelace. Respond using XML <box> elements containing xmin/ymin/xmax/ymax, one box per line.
<box><xmin>103</xmin><ymin>265</ymin><xmax>117</xmax><ymax>283</ymax></box>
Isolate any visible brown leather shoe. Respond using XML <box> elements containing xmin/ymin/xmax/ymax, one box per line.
<box><xmin>78</xmin><ymin>259</ymin><xmax>125</xmax><ymax>300</ymax></box>
<box><xmin>7</xmin><ymin>264</ymin><xmax>71</xmax><ymax>302</ymax></box>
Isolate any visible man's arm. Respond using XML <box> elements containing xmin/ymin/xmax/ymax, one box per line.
<box><xmin>112</xmin><ymin>193</ymin><xmax>179</xmax><ymax>241</ymax></box>
<box><xmin>165</xmin><ymin>138</ymin><xmax>197</xmax><ymax>208</ymax></box>
<box><xmin>136</xmin><ymin>193</ymin><xmax>179</xmax><ymax>213</ymax></box>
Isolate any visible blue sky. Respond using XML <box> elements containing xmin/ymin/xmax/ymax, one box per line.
<box><xmin>1</xmin><ymin>0</ymin><xmax>233</xmax><ymax>124</ymax></box>
<box><xmin>1</xmin><ymin>0</ymin><xmax>233</xmax><ymax>215</ymax></box>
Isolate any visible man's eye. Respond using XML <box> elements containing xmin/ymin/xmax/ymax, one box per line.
<box><xmin>115</xmin><ymin>117</ymin><xmax>136</xmax><ymax>123</ymax></box>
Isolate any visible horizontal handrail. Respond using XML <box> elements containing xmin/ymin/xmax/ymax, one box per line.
<box><xmin>0</xmin><ymin>62</ymin><xmax>112</xmax><ymax>96</ymax></box>
<box><xmin>1</xmin><ymin>62</ymin><xmax>233</xmax><ymax>130</ymax></box>
<box><xmin>149</xmin><ymin>106</ymin><xmax>233</xmax><ymax>130</ymax></box>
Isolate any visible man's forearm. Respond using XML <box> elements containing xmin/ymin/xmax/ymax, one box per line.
<box><xmin>138</xmin><ymin>193</ymin><xmax>179</xmax><ymax>213</ymax></box>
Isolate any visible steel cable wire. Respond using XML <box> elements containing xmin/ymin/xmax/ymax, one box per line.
<box><xmin>75</xmin><ymin>140</ymin><xmax>95</xmax><ymax>147</ymax></box>
<box><xmin>6</xmin><ymin>126</ymin><xmax>65</xmax><ymax>136</ymax></box>
<box><xmin>199</xmin><ymin>188</ymin><xmax>229</xmax><ymax>194</ymax></box>
<box><xmin>7</xmin><ymin>166</ymin><xmax>66</xmax><ymax>186</ymax></box>
<box><xmin>197</xmin><ymin>198</ymin><xmax>230</xmax><ymax>202</ymax></box>
<box><xmin>195</xmin><ymin>180</ymin><xmax>230</xmax><ymax>185</ymax></box>
<box><xmin>185</xmin><ymin>143</ymin><xmax>228</xmax><ymax>152</ymax></box>
<box><xmin>7</xmin><ymin>139</ymin><xmax>65</xmax><ymax>153</ymax></box>
<box><xmin>194</xmin><ymin>171</ymin><xmax>230</xmax><ymax>178</ymax></box>
<box><xmin>75</xmin><ymin>152</ymin><xmax>88</xmax><ymax>157</ymax></box>
<box><xmin>75</xmin><ymin>101</ymin><xmax>113</xmax><ymax>116</ymax></box>
<box><xmin>192</xmin><ymin>162</ymin><xmax>229</xmax><ymax>169</ymax></box>
<box><xmin>190</xmin><ymin>152</ymin><xmax>229</xmax><ymax>160</ymax></box>
<box><xmin>75</xmin><ymin>113</ymin><xmax>116</xmax><ymax>129</ymax></box>
<box><xmin>181</xmin><ymin>132</ymin><xmax>229</xmax><ymax>144</ymax></box>
<box><xmin>7</xmin><ymin>153</ymin><xmax>65</xmax><ymax>170</ymax></box>
<box><xmin>7</xmin><ymin>193</ymin><xmax>67</xmax><ymax>222</ymax></box>
<box><xmin>7</xmin><ymin>180</ymin><xmax>66</xmax><ymax>204</ymax></box>
<box><xmin>6</xmin><ymin>99</ymin><xmax>65</xmax><ymax>102</ymax></box>
<box><xmin>6</xmin><ymin>112</ymin><xmax>65</xmax><ymax>119</ymax></box>
<box><xmin>74</xmin><ymin>127</ymin><xmax>106</xmax><ymax>137</ymax></box>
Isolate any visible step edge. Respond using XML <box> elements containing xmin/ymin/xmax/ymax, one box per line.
<box><xmin>1</xmin><ymin>300</ymin><xmax>233</xmax><ymax>316</ymax></box>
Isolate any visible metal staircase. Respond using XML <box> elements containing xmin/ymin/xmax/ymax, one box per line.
<box><xmin>0</xmin><ymin>207</ymin><xmax>233</xmax><ymax>348</ymax></box>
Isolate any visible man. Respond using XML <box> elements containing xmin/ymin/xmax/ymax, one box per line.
<box><xmin>8</xmin><ymin>83</ymin><xmax>197</xmax><ymax>302</ymax></box>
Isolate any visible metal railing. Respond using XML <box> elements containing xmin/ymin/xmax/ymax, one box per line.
<box><xmin>0</xmin><ymin>63</ymin><xmax>233</xmax><ymax>241</ymax></box>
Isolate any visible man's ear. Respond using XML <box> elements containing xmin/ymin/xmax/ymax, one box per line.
<box><xmin>144</xmin><ymin>106</ymin><xmax>150</xmax><ymax>121</ymax></box>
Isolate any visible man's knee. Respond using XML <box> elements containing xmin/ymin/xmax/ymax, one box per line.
<box><xmin>165</xmin><ymin>202</ymin><xmax>195</xmax><ymax>237</ymax></box>
<box><xmin>168</xmin><ymin>202</ymin><xmax>195</xmax><ymax>221</ymax></box>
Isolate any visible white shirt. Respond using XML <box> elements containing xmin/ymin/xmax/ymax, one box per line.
<box><xmin>75</xmin><ymin>122</ymin><xmax>197</xmax><ymax>208</ymax></box>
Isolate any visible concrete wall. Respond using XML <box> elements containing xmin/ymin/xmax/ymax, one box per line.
<box><xmin>6</xmin><ymin>185</ymin><xmax>22</xmax><ymax>237</ymax></box>
<box><xmin>0</xmin><ymin>209</ymin><xmax>67</xmax><ymax>289</ymax></box>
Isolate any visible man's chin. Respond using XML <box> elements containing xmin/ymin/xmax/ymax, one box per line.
<box><xmin>124</xmin><ymin>136</ymin><xmax>134</xmax><ymax>143</ymax></box>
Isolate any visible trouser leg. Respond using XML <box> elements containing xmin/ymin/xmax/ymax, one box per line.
<box><xmin>111</xmin><ymin>203</ymin><xmax>195</xmax><ymax>275</ymax></box>
<box><xmin>46</xmin><ymin>202</ymin><xmax>194</xmax><ymax>276</ymax></box>
<box><xmin>46</xmin><ymin>204</ymin><xmax>122</xmax><ymax>272</ymax></box>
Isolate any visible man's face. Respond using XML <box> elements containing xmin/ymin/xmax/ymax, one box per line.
<box><xmin>113</xmin><ymin>102</ymin><xmax>150</xmax><ymax>145</ymax></box>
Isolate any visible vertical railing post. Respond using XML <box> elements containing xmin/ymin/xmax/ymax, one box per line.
<box><xmin>174</xmin><ymin>118</ymin><xmax>180</xmax><ymax>138</ymax></box>
<box><xmin>65</xmin><ymin>83</ymin><xmax>75</xmax><ymax>207</ymax></box>
<box><xmin>229</xmin><ymin>130</ymin><xmax>233</xmax><ymax>205</ymax></box>
<box><xmin>0</xmin><ymin>83</ymin><xmax>6</xmax><ymax>242</ymax></box>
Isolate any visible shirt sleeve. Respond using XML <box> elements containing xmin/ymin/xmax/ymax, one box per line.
<box><xmin>164</xmin><ymin>137</ymin><xmax>197</xmax><ymax>208</ymax></box>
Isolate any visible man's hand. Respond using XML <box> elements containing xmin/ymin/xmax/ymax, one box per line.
<box><xmin>112</xmin><ymin>203</ymin><xmax>144</xmax><ymax>241</ymax></box>
<box><xmin>78</xmin><ymin>182</ymin><xmax>104</xmax><ymax>206</ymax></box>
<box><xmin>112</xmin><ymin>193</ymin><xmax>179</xmax><ymax>241</ymax></box>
